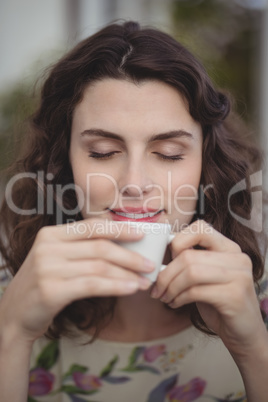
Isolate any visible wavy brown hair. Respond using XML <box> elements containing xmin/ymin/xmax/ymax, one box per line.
<box><xmin>0</xmin><ymin>21</ymin><xmax>266</xmax><ymax>339</ymax></box>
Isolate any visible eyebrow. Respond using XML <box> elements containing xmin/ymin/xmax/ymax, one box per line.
<box><xmin>80</xmin><ymin>128</ymin><xmax>194</xmax><ymax>142</ymax></box>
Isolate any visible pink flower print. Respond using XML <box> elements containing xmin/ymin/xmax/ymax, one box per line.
<box><xmin>28</xmin><ymin>367</ymin><xmax>55</xmax><ymax>396</ymax></box>
<box><xmin>167</xmin><ymin>377</ymin><xmax>206</xmax><ymax>402</ymax></box>
<box><xmin>72</xmin><ymin>372</ymin><xmax>102</xmax><ymax>391</ymax></box>
<box><xmin>261</xmin><ymin>298</ymin><xmax>268</xmax><ymax>316</ymax></box>
<box><xmin>143</xmin><ymin>344</ymin><xmax>166</xmax><ymax>362</ymax></box>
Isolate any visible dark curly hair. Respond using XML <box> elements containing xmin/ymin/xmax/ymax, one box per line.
<box><xmin>0</xmin><ymin>21</ymin><xmax>266</xmax><ymax>339</ymax></box>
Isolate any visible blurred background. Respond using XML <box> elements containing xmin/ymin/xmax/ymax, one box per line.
<box><xmin>0</xmin><ymin>0</ymin><xmax>267</xmax><ymax>216</ymax></box>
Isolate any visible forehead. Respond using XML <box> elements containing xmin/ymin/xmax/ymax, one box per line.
<box><xmin>71</xmin><ymin>78</ymin><xmax>201</xmax><ymax>139</ymax></box>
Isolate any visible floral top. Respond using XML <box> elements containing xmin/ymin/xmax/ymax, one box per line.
<box><xmin>1</xmin><ymin>269</ymin><xmax>268</xmax><ymax>402</ymax></box>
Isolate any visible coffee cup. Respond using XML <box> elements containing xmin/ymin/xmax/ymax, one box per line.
<box><xmin>116</xmin><ymin>222</ymin><xmax>175</xmax><ymax>282</ymax></box>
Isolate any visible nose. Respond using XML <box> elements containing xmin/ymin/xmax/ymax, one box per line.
<box><xmin>118</xmin><ymin>157</ymin><xmax>154</xmax><ymax>198</ymax></box>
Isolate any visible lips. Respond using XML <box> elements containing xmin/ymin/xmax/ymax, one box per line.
<box><xmin>108</xmin><ymin>208</ymin><xmax>164</xmax><ymax>222</ymax></box>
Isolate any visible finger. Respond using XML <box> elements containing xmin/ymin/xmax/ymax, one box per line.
<box><xmin>43</xmin><ymin>240</ymin><xmax>155</xmax><ymax>274</ymax></box>
<box><xmin>158</xmin><ymin>263</ymin><xmax>237</xmax><ymax>304</ymax></box>
<box><xmin>49</xmin><ymin>276</ymin><xmax>141</xmax><ymax>308</ymax></box>
<box><xmin>171</xmin><ymin>220</ymin><xmax>241</xmax><ymax>254</ymax></box>
<box><xmin>49</xmin><ymin>260</ymin><xmax>151</xmax><ymax>290</ymax></box>
<box><xmin>151</xmin><ymin>250</ymin><xmax>251</xmax><ymax>299</ymax></box>
<box><xmin>165</xmin><ymin>267</ymin><xmax>255</xmax><ymax>310</ymax></box>
<box><xmin>166</xmin><ymin>279</ymin><xmax>256</xmax><ymax>313</ymax></box>
<box><xmin>53</xmin><ymin>219</ymin><xmax>144</xmax><ymax>242</ymax></box>
<box><xmin>166</xmin><ymin>283</ymin><xmax>232</xmax><ymax>309</ymax></box>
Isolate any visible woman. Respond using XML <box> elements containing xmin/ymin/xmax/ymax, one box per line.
<box><xmin>0</xmin><ymin>21</ymin><xmax>267</xmax><ymax>402</ymax></box>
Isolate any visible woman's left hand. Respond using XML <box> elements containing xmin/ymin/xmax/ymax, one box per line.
<box><xmin>151</xmin><ymin>220</ymin><xmax>267</xmax><ymax>358</ymax></box>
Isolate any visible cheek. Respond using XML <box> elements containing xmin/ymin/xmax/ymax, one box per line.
<box><xmin>167</xmin><ymin>165</ymin><xmax>202</xmax><ymax>215</ymax></box>
<box><xmin>72</xmin><ymin>169</ymin><xmax>119</xmax><ymax>214</ymax></box>
<box><xmin>87</xmin><ymin>176</ymin><xmax>118</xmax><ymax>202</ymax></box>
<box><xmin>173</xmin><ymin>184</ymin><xmax>199</xmax><ymax>215</ymax></box>
<box><xmin>70</xmin><ymin>156</ymin><xmax>123</xmax><ymax>216</ymax></box>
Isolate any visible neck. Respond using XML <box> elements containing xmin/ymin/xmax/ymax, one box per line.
<box><xmin>97</xmin><ymin>289</ymin><xmax>191</xmax><ymax>342</ymax></box>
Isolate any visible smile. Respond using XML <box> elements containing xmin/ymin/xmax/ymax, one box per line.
<box><xmin>108</xmin><ymin>209</ymin><xmax>164</xmax><ymax>222</ymax></box>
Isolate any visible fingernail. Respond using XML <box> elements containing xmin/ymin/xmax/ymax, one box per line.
<box><xmin>144</xmin><ymin>258</ymin><xmax>155</xmax><ymax>272</ymax></box>
<box><xmin>150</xmin><ymin>286</ymin><xmax>159</xmax><ymax>299</ymax></box>
<box><xmin>160</xmin><ymin>293</ymin><xmax>169</xmax><ymax>303</ymax></box>
<box><xmin>125</xmin><ymin>281</ymin><xmax>139</xmax><ymax>291</ymax></box>
<box><xmin>139</xmin><ymin>276</ymin><xmax>152</xmax><ymax>290</ymax></box>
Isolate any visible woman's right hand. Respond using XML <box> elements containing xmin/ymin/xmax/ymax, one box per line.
<box><xmin>0</xmin><ymin>219</ymin><xmax>153</xmax><ymax>343</ymax></box>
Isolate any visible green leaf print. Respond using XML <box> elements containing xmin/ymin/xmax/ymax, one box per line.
<box><xmin>129</xmin><ymin>346</ymin><xmax>145</xmax><ymax>366</ymax></box>
<box><xmin>63</xmin><ymin>364</ymin><xmax>89</xmax><ymax>381</ymax></box>
<box><xmin>35</xmin><ymin>340</ymin><xmax>59</xmax><ymax>370</ymax></box>
<box><xmin>121</xmin><ymin>346</ymin><xmax>145</xmax><ymax>370</ymax></box>
<box><xmin>122</xmin><ymin>364</ymin><xmax>160</xmax><ymax>374</ymax></box>
<box><xmin>99</xmin><ymin>355</ymin><xmax>119</xmax><ymax>377</ymax></box>
<box><xmin>134</xmin><ymin>364</ymin><xmax>161</xmax><ymax>374</ymax></box>
<box><xmin>27</xmin><ymin>397</ymin><xmax>39</xmax><ymax>402</ymax></box>
<box><xmin>60</xmin><ymin>385</ymin><xmax>99</xmax><ymax>395</ymax></box>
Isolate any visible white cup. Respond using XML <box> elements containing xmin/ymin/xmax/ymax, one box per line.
<box><xmin>116</xmin><ymin>222</ymin><xmax>175</xmax><ymax>282</ymax></box>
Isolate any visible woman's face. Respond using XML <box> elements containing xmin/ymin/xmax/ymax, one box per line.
<box><xmin>69</xmin><ymin>79</ymin><xmax>202</xmax><ymax>230</ymax></box>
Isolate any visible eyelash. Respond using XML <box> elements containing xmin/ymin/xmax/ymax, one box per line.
<box><xmin>153</xmin><ymin>152</ymin><xmax>184</xmax><ymax>162</ymax></box>
<box><xmin>88</xmin><ymin>151</ymin><xmax>184</xmax><ymax>161</ymax></box>
<box><xmin>89</xmin><ymin>151</ymin><xmax>120</xmax><ymax>159</ymax></box>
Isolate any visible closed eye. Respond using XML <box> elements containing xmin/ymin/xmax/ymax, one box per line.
<box><xmin>88</xmin><ymin>151</ymin><xmax>120</xmax><ymax>159</ymax></box>
<box><xmin>153</xmin><ymin>152</ymin><xmax>184</xmax><ymax>161</ymax></box>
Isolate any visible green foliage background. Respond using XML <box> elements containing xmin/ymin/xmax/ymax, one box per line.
<box><xmin>0</xmin><ymin>84</ymin><xmax>37</xmax><ymax>171</ymax></box>
<box><xmin>171</xmin><ymin>0</ymin><xmax>263</xmax><ymax>128</ymax></box>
